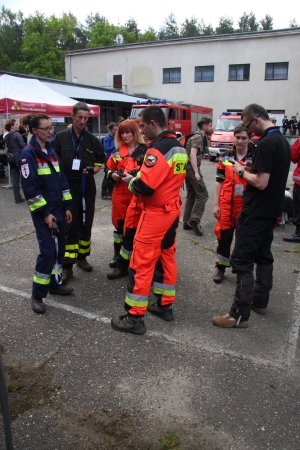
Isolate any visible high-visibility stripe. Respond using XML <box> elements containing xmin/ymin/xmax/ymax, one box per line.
<box><xmin>94</xmin><ymin>163</ymin><xmax>103</xmax><ymax>167</ymax></box>
<box><xmin>125</xmin><ymin>292</ymin><xmax>148</xmax><ymax>308</ymax></box>
<box><xmin>28</xmin><ymin>197</ymin><xmax>47</xmax><ymax>212</ymax></box>
<box><xmin>120</xmin><ymin>247</ymin><xmax>131</xmax><ymax>261</ymax></box>
<box><xmin>79</xmin><ymin>239</ymin><xmax>90</xmax><ymax>246</ymax></box>
<box><xmin>54</xmin><ymin>166</ymin><xmax>60</xmax><ymax>172</ymax></box>
<box><xmin>62</xmin><ymin>190</ymin><xmax>72</xmax><ymax>201</ymax></box>
<box><xmin>37</xmin><ymin>168</ymin><xmax>51</xmax><ymax>175</ymax></box>
<box><xmin>78</xmin><ymin>247</ymin><xmax>90</xmax><ymax>254</ymax></box>
<box><xmin>51</xmin><ymin>266</ymin><xmax>62</xmax><ymax>275</ymax></box>
<box><xmin>64</xmin><ymin>252</ymin><xmax>77</xmax><ymax>259</ymax></box>
<box><xmin>216</xmin><ymin>254</ymin><xmax>231</xmax><ymax>267</ymax></box>
<box><xmin>113</xmin><ymin>232</ymin><xmax>123</xmax><ymax>244</ymax></box>
<box><xmin>152</xmin><ymin>282</ymin><xmax>176</xmax><ymax>297</ymax></box>
<box><xmin>33</xmin><ymin>271</ymin><xmax>51</xmax><ymax>285</ymax></box>
<box><xmin>65</xmin><ymin>244</ymin><xmax>79</xmax><ymax>250</ymax></box>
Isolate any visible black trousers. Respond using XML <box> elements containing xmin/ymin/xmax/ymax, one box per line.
<box><xmin>293</xmin><ymin>183</ymin><xmax>300</xmax><ymax>234</ymax></box>
<box><xmin>230</xmin><ymin>211</ymin><xmax>275</xmax><ymax>321</ymax></box>
<box><xmin>63</xmin><ymin>177</ymin><xmax>96</xmax><ymax>268</ymax></box>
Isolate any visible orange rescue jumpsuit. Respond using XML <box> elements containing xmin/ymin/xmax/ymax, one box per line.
<box><xmin>215</xmin><ymin>157</ymin><xmax>248</xmax><ymax>269</ymax></box>
<box><xmin>106</xmin><ymin>144</ymin><xmax>144</xmax><ymax>255</ymax></box>
<box><xmin>124</xmin><ymin>131</ymin><xmax>188</xmax><ymax>316</ymax></box>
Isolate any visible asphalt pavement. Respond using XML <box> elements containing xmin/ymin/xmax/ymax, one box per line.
<box><xmin>0</xmin><ymin>160</ymin><xmax>299</xmax><ymax>450</ymax></box>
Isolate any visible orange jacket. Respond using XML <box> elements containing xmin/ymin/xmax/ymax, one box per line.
<box><xmin>215</xmin><ymin>159</ymin><xmax>247</xmax><ymax>237</ymax></box>
<box><xmin>107</xmin><ymin>144</ymin><xmax>144</xmax><ymax>227</ymax></box>
<box><xmin>128</xmin><ymin>131</ymin><xmax>187</xmax><ymax>211</ymax></box>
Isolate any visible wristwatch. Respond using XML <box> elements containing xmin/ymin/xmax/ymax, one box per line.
<box><xmin>238</xmin><ymin>168</ymin><xmax>245</xmax><ymax>178</ymax></box>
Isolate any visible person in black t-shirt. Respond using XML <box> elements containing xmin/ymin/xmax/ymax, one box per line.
<box><xmin>212</xmin><ymin>104</ymin><xmax>290</xmax><ymax>328</ymax></box>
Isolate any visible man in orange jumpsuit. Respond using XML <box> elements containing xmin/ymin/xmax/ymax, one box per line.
<box><xmin>111</xmin><ymin>106</ymin><xmax>188</xmax><ymax>335</ymax></box>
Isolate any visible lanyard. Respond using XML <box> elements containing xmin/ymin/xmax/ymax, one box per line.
<box><xmin>70</xmin><ymin>129</ymin><xmax>84</xmax><ymax>158</ymax></box>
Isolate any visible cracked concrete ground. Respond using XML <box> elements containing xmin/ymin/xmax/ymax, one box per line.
<box><xmin>0</xmin><ymin>160</ymin><xmax>299</xmax><ymax>450</ymax></box>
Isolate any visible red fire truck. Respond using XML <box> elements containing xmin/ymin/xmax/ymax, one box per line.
<box><xmin>130</xmin><ymin>100</ymin><xmax>213</xmax><ymax>137</ymax></box>
<box><xmin>208</xmin><ymin>112</ymin><xmax>242</xmax><ymax>161</ymax></box>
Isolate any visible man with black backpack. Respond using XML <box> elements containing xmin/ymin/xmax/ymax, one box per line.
<box><xmin>182</xmin><ymin>117</ymin><xmax>212</xmax><ymax>236</ymax></box>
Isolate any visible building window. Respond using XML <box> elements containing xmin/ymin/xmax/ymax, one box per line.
<box><xmin>228</xmin><ymin>64</ymin><xmax>250</xmax><ymax>81</ymax></box>
<box><xmin>265</xmin><ymin>62</ymin><xmax>288</xmax><ymax>80</ymax></box>
<box><xmin>113</xmin><ymin>74</ymin><xmax>122</xmax><ymax>89</ymax></box>
<box><xmin>195</xmin><ymin>66</ymin><xmax>214</xmax><ymax>82</ymax></box>
<box><xmin>163</xmin><ymin>68</ymin><xmax>181</xmax><ymax>83</ymax></box>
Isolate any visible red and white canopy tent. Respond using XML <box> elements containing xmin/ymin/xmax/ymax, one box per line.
<box><xmin>0</xmin><ymin>74</ymin><xmax>100</xmax><ymax>118</ymax></box>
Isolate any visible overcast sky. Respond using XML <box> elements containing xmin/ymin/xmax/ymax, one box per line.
<box><xmin>4</xmin><ymin>0</ymin><xmax>298</xmax><ymax>31</ymax></box>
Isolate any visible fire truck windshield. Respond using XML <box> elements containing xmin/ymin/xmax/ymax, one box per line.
<box><xmin>130</xmin><ymin>107</ymin><xmax>169</xmax><ymax>120</ymax></box>
<box><xmin>215</xmin><ymin>118</ymin><xmax>241</xmax><ymax>132</ymax></box>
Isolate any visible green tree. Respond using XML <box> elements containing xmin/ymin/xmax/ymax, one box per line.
<box><xmin>238</xmin><ymin>12</ymin><xmax>259</xmax><ymax>32</ymax></box>
<box><xmin>158</xmin><ymin>13</ymin><xmax>180</xmax><ymax>40</ymax></box>
<box><xmin>180</xmin><ymin>17</ymin><xmax>202</xmax><ymax>37</ymax></box>
<box><xmin>216</xmin><ymin>17</ymin><xmax>235</xmax><ymax>34</ymax></box>
<box><xmin>260</xmin><ymin>14</ymin><xmax>273</xmax><ymax>30</ymax></box>
<box><xmin>88</xmin><ymin>20</ymin><xmax>119</xmax><ymax>47</ymax></box>
<box><xmin>289</xmin><ymin>19</ymin><xmax>299</xmax><ymax>28</ymax></box>
<box><xmin>125</xmin><ymin>18</ymin><xmax>140</xmax><ymax>37</ymax></box>
<box><xmin>0</xmin><ymin>6</ymin><xmax>24</xmax><ymax>69</ymax></box>
<box><xmin>138</xmin><ymin>27</ymin><xmax>158</xmax><ymax>42</ymax></box>
<box><xmin>85</xmin><ymin>13</ymin><xmax>107</xmax><ymax>30</ymax></box>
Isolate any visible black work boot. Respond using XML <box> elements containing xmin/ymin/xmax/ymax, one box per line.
<box><xmin>148</xmin><ymin>301</ymin><xmax>174</xmax><ymax>321</ymax></box>
<box><xmin>31</xmin><ymin>297</ymin><xmax>46</xmax><ymax>314</ymax></box>
<box><xmin>111</xmin><ymin>314</ymin><xmax>146</xmax><ymax>335</ymax></box>
<box><xmin>213</xmin><ymin>267</ymin><xmax>225</xmax><ymax>284</ymax></box>
<box><xmin>107</xmin><ymin>267</ymin><xmax>128</xmax><ymax>280</ymax></box>
<box><xmin>109</xmin><ymin>242</ymin><xmax>121</xmax><ymax>268</ymax></box>
<box><xmin>190</xmin><ymin>221</ymin><xmax>203</xmax><ymax>236</ymax></box>
<box><xmin>49</xmin><ymin>284</ymin><xmax>73</xmax><ymax>296</ymax></box>
<box><xmin>61</xmin><ymin>267</ymin><xmax>73</xmax><ymax>285</ymax></box>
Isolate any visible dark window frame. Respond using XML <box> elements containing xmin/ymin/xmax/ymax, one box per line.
<box><xmin>113</xmin><ymin>74</ymin><xmax>122</xmax><ymax>89</ymax></box>
<box><xmin>265</xmin><ymin>62</ymin><xmax>289</xmax><ymax>80</ymax></box>
<box><xmin>163</xmin><ymin>67</ymin><xmax>181</xmax><ymax>84</ymax></box>
<box><xmin>195</xmin><ymin>65</ymin><xmax>214</xmax><ymax>82</ymax></box>
<box><xmin>228</xmin><ymin>64</ymin><xmax>250</xmax><ymax>81</ymax></box>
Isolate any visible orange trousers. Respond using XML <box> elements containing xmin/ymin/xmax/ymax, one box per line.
<box><xmin>125</xmin><ymin>205</ymin><xmax>179</xmax><ymax>316</ymax></box>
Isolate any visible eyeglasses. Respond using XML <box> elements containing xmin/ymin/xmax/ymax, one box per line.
<box><xmin>245</xmin><ymin>116</ymin><xmax>259</xmax><ymax>130</ymax></box>
<box><xmin>37</xmin><ymin>125</ymin><xmax>54</xmax><ymax>132</ymax></box>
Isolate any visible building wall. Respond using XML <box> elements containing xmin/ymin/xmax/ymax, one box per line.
<box><xmin>65</xmin><ymin>31</ymin><xmax>300</xmax><ymax>123</ymax></box>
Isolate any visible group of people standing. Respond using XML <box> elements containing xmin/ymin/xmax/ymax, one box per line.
<box><xmin>9</xmin><ymin>101</ymin><xmax>291</xmax><ymax>334</ymax></box>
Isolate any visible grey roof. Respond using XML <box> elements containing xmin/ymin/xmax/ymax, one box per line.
<box><xmin>44</xmin><ymin>81</ymin><xmax>145</xmax><ymax>103</ymax></box>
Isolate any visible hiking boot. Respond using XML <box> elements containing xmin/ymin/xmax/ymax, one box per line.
<box><xmin>111</xmin><ymin>314</ymin><xmax>146</xmax><ymax>335</ymax></box>
<box><xmin>77</xmin><ymin>258</ymin><xmax>93</xmax><ymax>272</ymax></box>
<box><xmin>213</xmin><ymin>267</ymin><xmax>225</xmax><ymax>284</ymax></box>
<box><xmin>252</xmin><ymin>305</ymin><xmax>267</xmax><ymax>315</ymax></box>
<box><xmin>31</xmin><ymin>297</ymin><xmax>46</xmax><ymax>314</ymax></box>
<box><xmin>109</xmin><ymin>259</ymin><xmax>117</xmax><ymax>268</ymax></box>
<box><xmin>107</xmin><ymin>267</ymin><xmax>128</xmax><ymax>280</ymax></box>
<box><xmin>283</xmin><ymin>234</ymin><xmax>300</xmax><ymax>243</ymax></box>
<box><xmin>190</xmin><ymin>221</ymin><xmax>203</xmax><ymax>236</ymax></box>
<box><xmin>183</xmin><ymin>221</ymin><xmax>192</xmax><ymax>230</ymax></box>
<box><xmin>212</xmin><ymin>313</ymin><xmax>249</xmax><ymax>328</ymax></box>
<box><xmin>148</xmin><ymin>301</ymin><xmax>174</xmax><ymax>321</ymax></box>
<box><xmin>61</xmin><ymin>268</ymin><xmax>73</xmax><ymax>285</ymax></box>
<box><xmin>49</xmin><ymin>285</ymin><xmax>73</xmax><ymax>296</ymax></box>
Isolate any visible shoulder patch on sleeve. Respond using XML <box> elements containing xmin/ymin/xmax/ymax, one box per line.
<box><xmin>21</xmin><ymin>159</ymin><xmax>30</xmax><ymax>178</ymax></box>
<box><xmin>144</xmin><ymin>154</ymin><xmax>157</xmax><ymax>167</ymax></box>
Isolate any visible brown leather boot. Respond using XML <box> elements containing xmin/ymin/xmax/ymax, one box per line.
<box><xmin>61</xmin><ymin>268</ymin><xmax>73</xmax><ymax>285</ymax></box>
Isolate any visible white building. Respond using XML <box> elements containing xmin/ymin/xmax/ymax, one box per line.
<box><xmin>65</xmin><ymin>28</ymin><xmax>300</xmax><ymax>124</ymax></box>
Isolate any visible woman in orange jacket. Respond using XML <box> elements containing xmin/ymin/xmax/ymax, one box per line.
<box><xmin>213</xmin><ymin>123</ymin><xmax>254</xmax><ymax>283</ymax></box>
<box><xmin>106</xmin><ymin>120</ymin><xmax>145</xmax><ymax>270</ymax></box>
